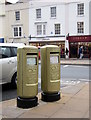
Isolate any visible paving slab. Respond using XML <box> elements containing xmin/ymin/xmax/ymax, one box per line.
<box><xmin>50</xmin><ymin>107</ymin><xmax>86</xmax><ymax>118</ymax></box>
<box><xmin>0</xmin><ymin>82</ymin><xmax>89</xmax><ymax>118</ymax></box>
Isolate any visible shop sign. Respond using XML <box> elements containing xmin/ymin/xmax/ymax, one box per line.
<box><xmin>67</xmin><ymin>35</ymin><xmax>91</xmax><ymax>42</ymax></box>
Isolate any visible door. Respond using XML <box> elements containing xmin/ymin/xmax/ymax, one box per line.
<box><xmin>69</xmin><ymin>43</ymin><xmax>78</xmax><ymax>58</ymax></box>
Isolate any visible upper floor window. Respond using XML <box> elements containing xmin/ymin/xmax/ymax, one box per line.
<box><xmin>36</xmin><ymin>9</ymin><xmax>41</xmax><ymax>19</ymax></box>
<box><xmin>36</xmin><ymin>24</ymin><xmax>46</xmax><ymax>36</ymax></box>
<box><xmin>15</xmin><ymin>11</ymin><xmax>20</xmax><ymax>20</ymax></box>
<box><xmin>77</xmin><ymin>22</ymin><xmax>84</xmax><ymax>34</ymax></box>
<box><xmin>77</xmin><ymin>3</ymin><xmax>84</xmax><ymax>16</ymax></box>
<box><xmin>55</xmin><ymin>24</ymin><xmax>60</xmax><ymax>35</ymax></box>
<box><xmin>13</xmin><ymin>26</ymin><xmax>22</xmax><ymax>37</ymax></box>
<box><xmin>50</xmin><ymin>7</ymin><xmax>56</xmax><ymax>18</ymax></box>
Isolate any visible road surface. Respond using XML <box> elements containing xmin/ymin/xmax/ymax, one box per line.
<box><xmin>1</xmin><ymin>64</ymin><xmax>90</xmax><ymax>101</ymax></box>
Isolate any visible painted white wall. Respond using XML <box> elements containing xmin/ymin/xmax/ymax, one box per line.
<box><xmin>5</xmin><ymin>2</ymin><xmax>29</xmax><ymax>43</ymax></box>
<box><xmin>89</xmin><ymin>1</ymin><xmax>91</xmax><ymax>34</ymax></box>
<box><xmin>29</xmin><ymin>1</ymin><xmax>90</xmax><ymax>38</ymax></box>
<box><xmin>0</xmin><ymin>0</ymin><xmax>5</xmax><ymax>38</ymax></box>
<box><xmin>29</xmin><ymin>3</ymin><xmax>66</xmax><ymax>38</ymax></box>
<box><xmin>68</xmin><ymin>1</ymin><xmax>89</xmax><ymax>35</ymax></box>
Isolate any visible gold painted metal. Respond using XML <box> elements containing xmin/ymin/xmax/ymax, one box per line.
<box><xmin>17</xmin><ymin>46</ymin><xmax>38</xmax><ymax>98</ymax></box>
<box><xmin>41</xmin><ymin>45</ymin><xmax>60</xmax><ymax>93</ymax></box>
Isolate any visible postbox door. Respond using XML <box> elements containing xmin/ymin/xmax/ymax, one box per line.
<box><xmin>23</xmin><ymin>53</ymin><xmax>38</xmax><ymax>98</ymax></box>
<box><xmin>48</xmin><ymin>53</ymin><xmax>60</xmax><ymax>92</ymax></box>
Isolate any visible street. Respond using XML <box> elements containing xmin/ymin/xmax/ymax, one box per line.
<box><xmin>1</xmin><ymin>64</ymin><xmax>90</xmax><ymax>101</ymax></box>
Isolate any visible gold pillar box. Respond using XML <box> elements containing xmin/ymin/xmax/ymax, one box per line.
<box><xmin>41</xmin><ymin>45</ymin><xmax>61</xmax><ymax>102</ymax></box>
<box><xmin>17</xmin><ymin>46</ymin><xmax>38</xmax><ymax>108</ymax></box>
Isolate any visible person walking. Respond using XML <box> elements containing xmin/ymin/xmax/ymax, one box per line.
<box><xmin>65</xmin><ymin>48</ymin><xmax>69</xmax><ymax>59</ymax></box>
<box><xmin>79</xmin><ymin>46</ymin><xmax>83</xmax><ymax>59</ymax></box>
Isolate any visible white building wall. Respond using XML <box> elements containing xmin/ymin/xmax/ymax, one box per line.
<box><xmin>29</xmin><ymin>3</ymin><xmax>66</xmax><ymax>39</ymax></box>
<box><xmin>0</xmin><ymin>0</ymin><xmax>5</xmax><ymax>39</ymax></box>
<box><xmin>5</xmin><ymin>2</ymin><xmax>29</xmax><ymax>43</ymax></box>
<box><xmin>89</xmin><ymin>1</ymin><xmax>91</xmax><ymax>34</ymax></box>
<box><xmin>29</xmin><ymin>1</ymin><xmax>90</xmax><ymax>39</ymax></box>
<box><xmin>68</xmin><ymin>1</ymin><xmax>89</xmax><ymax>35</ymax></box>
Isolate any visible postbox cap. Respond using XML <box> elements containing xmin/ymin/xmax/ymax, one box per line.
<box><xmin>41</xmin><ymin>45</ymin><xmax>58</xmax><ymax>48</ymax></box>
<box><xmin>18</xmin><ymin>45</ymin><xmax>38</xmax><ymax>49</ymax></box>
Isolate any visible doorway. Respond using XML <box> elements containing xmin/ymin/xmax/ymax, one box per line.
<box><xmin>69</xmin><ymin>43</ymin><xmax>78</xmax><ymax>58</ymax></box>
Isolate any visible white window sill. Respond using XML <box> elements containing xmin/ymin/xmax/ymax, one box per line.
<box><xmin>13</xmin><ymin>36</ymin><xmax>23</xmax><ymax>39</ymax></box>
<box><xmin>77</xmin><ymin>15</ymin><xmax>84</xmax><ymax>17</ymax></box>
<box><xmin>50</xmin><ymin>17</ymin><xmax>56</xmax><ymax>19</ymax></box>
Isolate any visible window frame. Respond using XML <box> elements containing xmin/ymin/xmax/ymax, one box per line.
<box><xmin>77</xmin><ymin>3</ymin><xmax>84</xmax><ymax>16</ymax></box>
<box><xmin>15</xmin><ymin>11</ymin><xmax>20</xmax><ymax>21</ymax></box>
<box><xmin>13</xmin><ymin>26</ymin><xmax>23</xmax><ymax>38</ymax></box>
<box><xmin>77</xmin><ymin>22</ymin><xmax>84</xmax><ymax>34</ymax></box>
<box><xmin>36</xmin><ymin>8</ymin><xmax>41</xmax><ymax>19</ymax></box>
<box><xmin>54</xmin><ymin>24</ymin><xmax>61</xmax><ymax>35</ymax></box>
<box><xmin>36</xmin><ymin>24</ymin><xmax>46</xmax><ymax>36</ymax></box>
<box><xmin>50</xmin><ymin>7</ymin><xmax>56</xmax><ymax>18</ymax></box>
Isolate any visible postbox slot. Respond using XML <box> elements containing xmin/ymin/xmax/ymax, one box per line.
<box><xmin>27</xmin><ymin>53</ymin><xmax>37</xmax><ymax>55</ymax></box>
<box><xmin>50</xmin><ymin>52</ymin><xmax>59</xmax><ymax>54</ymax></box>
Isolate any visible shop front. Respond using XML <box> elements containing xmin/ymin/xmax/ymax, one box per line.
<box><xmin>29</xmin><ymin>40</ymin><xmax>65</xmax><ymax>58</ymax></box>
<box><xmin>67</xmin><ymin>35</ymin><xmax>91</xmax><ymax>58</ymax></box>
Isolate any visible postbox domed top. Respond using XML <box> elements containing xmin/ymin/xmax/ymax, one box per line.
<box><xmin>41</xmin><ymin>45</ymin><xmax>59</xmax><ymax>48</ymax></box>
<box><xmin>18</xmin><ymin>45</ymin><xmax>38</xmax><ymax>49</ymax></box>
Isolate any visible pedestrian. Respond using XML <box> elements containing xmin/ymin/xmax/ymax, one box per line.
<box><xmin>65</xmin><ymin>48</ymin><xmax>69</xmax><ymax>58</ymax></box>
<box><xmin>79</xmin><ymin>46</ymin><xmax>83</xmax><ymax>59</ymax></box>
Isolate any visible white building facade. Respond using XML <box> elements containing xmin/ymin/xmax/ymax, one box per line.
<box><xmin>0</xmin><ymin>0</ymin><xmax>5</xmax><ymax>43</ymax></box>
<box><xmin>5</xmin><ymin>1</ymin><xmax>29</xmax><ymax>44</ymax></box>
<box><xmin>29</xmin><ymin>0</ymin><xmax>91</xmax><ymax>58</ymax></box>
<box><xmin>5</xmin><ymin>0</ymin><xmax>91</xmax><ymax>58</ymax></box>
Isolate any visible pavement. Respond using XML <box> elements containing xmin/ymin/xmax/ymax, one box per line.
<box><xmin>60</xmin><ymin>58</ymin><xmax>90</xmax><ymax>66</ymax></box>
<box><xmin>39</xmin><ymin>58</ymin><xmax>90</xmax><ymax>66</ymax></box>
<box><xmin>0</xmin><ymin>59</ymin><xmax>90</xmax><ymax>119</ymax></box>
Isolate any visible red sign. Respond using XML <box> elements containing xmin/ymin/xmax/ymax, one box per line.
<box><xmin>67</xmin><ymin>35</ymin><xmax>91</xmax><ymax>42</ymax></box>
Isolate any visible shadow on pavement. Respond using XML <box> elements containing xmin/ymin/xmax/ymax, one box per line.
<box><xmin>0</xmin><ymin>83</ymin><xmax>17</xmax><ymax>102</ymax></box>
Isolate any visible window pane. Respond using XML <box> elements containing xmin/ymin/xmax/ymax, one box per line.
<box><xmin>36</xmin><ymin>9</ymin><xmax>41</xmax><ymax>19</ymax></box>
<box><xmin>14</xmin><ymin>27</ymin><xmax>18</xmax><ymax>36</ymax></box>
<box><xmin>77</xmin><ymin>22</ymin><xmax>84</xmax><ymax>33</ymax></box>
<box><xmin>1</xmin><ymin>47</ymin><xmax>11</xmax><ymax>58</ymax></box>
<box><xmin>12</xmin><ymin>47</ymin><xmax>17</xmax><ymax>56</ymax></box>
<box><xmin>51</xmin><ymin>7</ymin><xmax>56</xmax><ymax>17</ymax></box>
<box><xmin>77</xmin><ymin>3</ymin><xmax>84</xmax><ymax>15</ymax></box>
<box><xmin>37</xmin><ymin>25</ymin><xmax>42</xmax><ymax>35</ymax></box>
<box><xmin>43</xmin><ymin>25</ymin><xmax>46</xmax><ymax>35</ymax></box>
<box><xmin>19</xmin><ymin>27</ymin><xmax>22</xmax><ymax>36</ymax></box>
<box><xmin>55</xmin><ymin>24</ymin><xmax>60</xmax><ymax>35</ymax></box>
<box><xmin>15</xmin><ymin>11</ymin><xmax>20</xmax><ymax>20</ymax></box>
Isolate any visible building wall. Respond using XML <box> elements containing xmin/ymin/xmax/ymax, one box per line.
<box><xmin>5</xmin><ymin>2</ymin><xmax>29</xmax><ymax>43</ymax></box>
<box><xmin>0</xmin><ymin>0</ymin><xmax>5</xmax><ymax>39</ymax></box>
<box><xmin>68</xmin><ymin>1</ymin><xmax>89</xmax><ymax>35</ymax></box>
<box><xmin>29</xmin><ymin>1</ymin><xmax>90</xmax><ymax>38</ymax></box>
<box><xmin>29</xmin><ymin>2</ymin><xmax>66</xmax><ymax>38</ymax></box>
<box><xmin>89</xmin><ymin>1</ymin><xmax>91</xmax><ymax>34</ymax></box>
